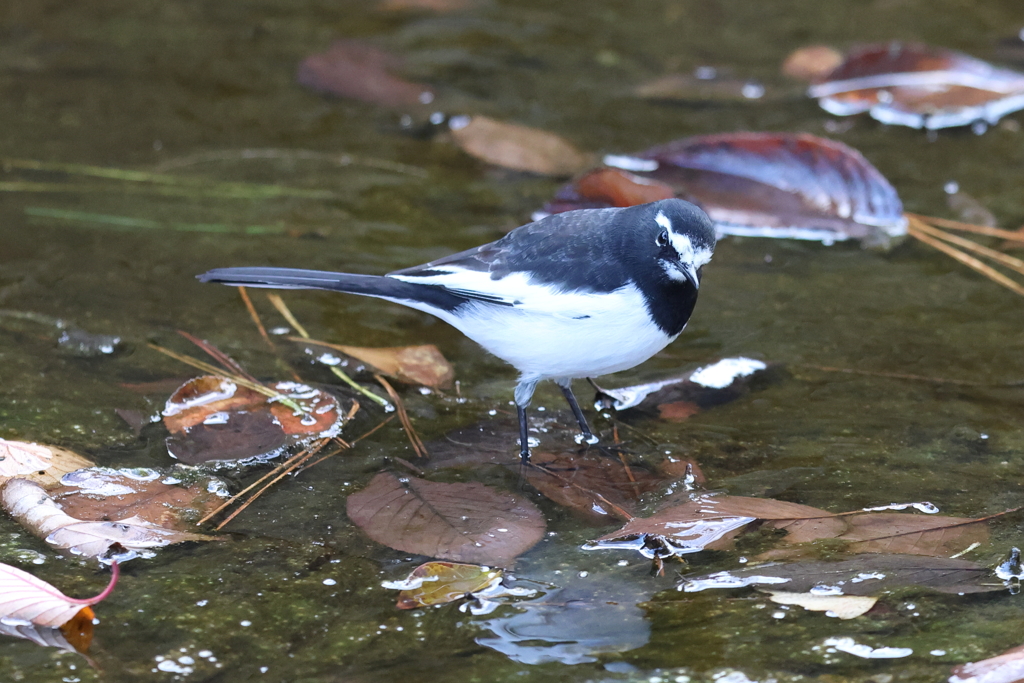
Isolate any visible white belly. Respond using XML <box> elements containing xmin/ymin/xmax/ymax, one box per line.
<box><xmin>424</xmin><ymin>284</ymin><xmax>675</xmax><ymax>383</ymax></box>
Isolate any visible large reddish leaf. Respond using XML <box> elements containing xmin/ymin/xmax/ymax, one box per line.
<box><xmin>346</xmin><ymin>473</ymin><xmax>545</xmax><ymax>567</ymax></box>
<box><xmin>808</xmin><ymin>42</ymin><xmax>1024</xmax><ymax>130</ymax></box>
<box><xmin>296</xmin><ymin>40</ymin><xmax>435</xmax><ymax>108</ymax></box>
<box><xmin>524</xmin><ymin>451</ymin><xmax>661</xmax><ymax>524</ymax></box>
<box><xmin>541</xmin><ymin>132</ymin><xmax>906</xmax><ymax>247</ymax></box>
<box><xmin>50</xmin><ymin>468</ymin><xmax>226</xmax><ymax>531</ymax></box>
<box><xmin>2</xmin><ymin>478</ymin><xmax>214</xmax><ymax>561</ymax></box>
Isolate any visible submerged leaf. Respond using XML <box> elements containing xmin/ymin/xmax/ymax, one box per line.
<box><xmin>524</xmin><ymin>451</ymin><xmax>661</xmax><ymax>524</ymax></box>
<box><xmin>679</xmin><ymin>554</ymin><xmax>1003</xmax><ymax>595</ymax></box>
<box><xmin>809</xmin><ymin>42</ymin><xmax>1024</xmax><ymax>130</ymax></box>
<box><xmin>542</xmin><ymin>132</ymin><xmax>907</xmax><ymax>248</ymax></box>
<box><xmin>296</xmin><ymin>40</ymin><xmax>434</xmax><ymax>108</ymax></box>
<box><xmin>0</xmin><ymin>440</ymin><xmax>94</xmax><ymax>489</ymax></box>
<box><xmin>385</xmin><ymin>561</ymin><xmax>503</xmax><ymax>609</ymax></box>
<box><xmin>346</xmin><ymin>473</ymin><xmax>545</xmax><ymax>567</ymax></box>
<box><xmin>2</xmin><ymin>478</ymin><xmax>213</xmax><ymax>562</ymax></box>
<box><xmin>51</xmin><ymin>468</ymin><xmax>226</xmax><ymax>531</ymax></box>
<box><xmin>162</xmin><ymin>376</ymin><xmax>344</xmax><ymax>464</ymax></box>
<box><xmin>448</xmin><ymin>115</ymin><xmax>592</xmax><ymax>176</ymax></box>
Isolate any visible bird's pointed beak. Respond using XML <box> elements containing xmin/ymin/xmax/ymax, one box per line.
<box><xmin>682</xmin><ymin>263</ymin><xmax>700</xmax><ymax>289</ymax></box>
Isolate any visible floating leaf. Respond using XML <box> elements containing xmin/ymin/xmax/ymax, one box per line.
<box><xmin>590</xmin><ymin>495</ymin><xmax>841</xmax><ymax>559</ymax></box>
<box><xmin>679</xmin><ymin>554</ymin><xmax>1003</xmax><ymax>595</ymax></box>
<box><xmin>569</xmin><ymin>168</ymin><xmax>675</xmax><ymax>209</ymax></box>
<box><xmin>593</xmin><ymin>357</ymin><xmax>773</xmax><ymax>414</ymax></box>
<box><xmin>0</xmin><ymin>560</ymin><xmax>117</xmax><ymax>628</ymax></box>
<box><xmin>764</xmin><ymin>590</ymin><xmax>877</xmax><ymax>619</ymax></box>
<box><xmin>0</xmin><ymin>440</ymin><xmax>94</xmax><ymax>489</ymax></box>
<box><xmin>808</xmin><ymin>42</ymin><xmax>1024</xmax><ymax>130</ymax></box>
<box><xmin>448</xmin><ymin>115</ymin><xmax>592</xmax><ymax>176</ymax></box>
<box><xmin>346</xmin><ymin>473</ymin><xmax>545</xmax><ymax>566</ymax></box>
<box><xmin>385</xmin><ymin>561</ymin><xmax>503</xmax><ymax>609</ymax></box>
<box><xmin>50</xmin><ymin>467</ymin><xmax>226</xmax><ymax>531</ymax></box>
<box><xmin>163</xmin><ymin>376</ymin><xmax>344</xmax><ymax>465</ymax></box>
<box><xmin>542</xmin><ymin>132</ymin><xmax>907</xmax><ymax>248</ymax></box>
<box><xmin>296</xmin><ymin>40</ymin><xmax>434</xmax><ymax>108</ymax></box>
<box><xmin>303</xmin><ymin>340</ymin><xmax>454</xmax><ymax>388</ymax></box>
<box><xmin>782</xmin><ymin>45</ymin><xmax>844</xmax><ymax>82</ymax></box>
<box><xmin>524</xmin><ymin>451</ymin><xmax>661</xmax><ymax>524</ymax></box>
<box><xmin>950</xmin><ymin>643</ymin><xmax>1024</xmax><ymax>683</ymax></box>
<box><xmin>2</xmin><ymin>478</ymin><xmax>214</xmax><ymax>562</ymax></box>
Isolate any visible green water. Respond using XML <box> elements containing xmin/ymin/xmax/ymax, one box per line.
<box><xmin>2</xmin><ymin>1</ymin><xmax>1024</xmax><ymax>681</ymax></box>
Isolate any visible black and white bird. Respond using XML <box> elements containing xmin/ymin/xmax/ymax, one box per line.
<box><xmin>198</xmin><ymin>198</ymin><xmax>716</xmax><ymax>462</ymax></box>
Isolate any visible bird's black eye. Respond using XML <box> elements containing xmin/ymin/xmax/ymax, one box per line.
<box><xmin>656</xmin><ymin>230</ymin><xmax>669</xmax><ymax>248</ymax></box>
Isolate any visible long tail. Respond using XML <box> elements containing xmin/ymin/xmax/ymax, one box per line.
<box><xmin>197</xmin><ymin>267</ymin><xmax>466</xmax><ymax>312</ymax></box>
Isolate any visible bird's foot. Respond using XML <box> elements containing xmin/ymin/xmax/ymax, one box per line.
<box><xmin>574</xmin><ymin>432</ymin><xmax>600</xmax><ymax>446</ymax></box>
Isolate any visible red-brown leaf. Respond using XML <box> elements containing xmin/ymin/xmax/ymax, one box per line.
<box><xmin>809</xmin><ymin>42</ymin><xmax>1024</xmax><ymax>130</ymax></box>
<box><xmin>346</xmin><ymin>473</ymin><xmax>545</xmax><ymax>567</ymax></box>
<box><xmin>296</xmin><ymin>40</ymin><xmax>434</xmax><ymax>108</ymax></box>
<box><xmin>543</xmin><ymin>133</ymin><xmax>906</xmax><ymax>247</ymax></box>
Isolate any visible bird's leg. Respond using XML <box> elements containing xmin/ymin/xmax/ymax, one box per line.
<box><xmin>514</xmin><ymin>381</ymin><xmax>538</xmax><ymax>465</ymax></box>
<box><xmin>556</xmin><ymin>378</ymin><xmax>598</xmax><ymax>445</ymax></box>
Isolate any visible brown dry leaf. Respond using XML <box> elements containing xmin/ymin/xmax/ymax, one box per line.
<box><xmin>764</xmin><ymin>590</ymin><xmax>877</xmax><ymax>619</ymax></box>
<box><xmin>448</xmin><ymin>115</ymin><xmax>592</xmax><ymax>176</ymax></box>
<box><xmin>950</xmin><ymin>643</ymin><xmax>1024</xmax><ymax>683</ymax></box>
<box><xmin>0</xmin><ymin>560</ymin><xmax>116</xmax><ymax>628</ymax></box>
<box><xmin>0</xmin><ymin>439</ymin><xmax>94</xmax><ymax>490</ymax></box>
<box><xmin>311</xmin><ymin>341</ymin><xmax>454</xmax><ymax>388</ymax></box>
<box><xmin>679</xmin><ymin>554</ymin><xmax>1003</xmax><ymax>596</ymax></box>
<box><xmin>541</xmin><ymin>133</ymin><xmax>907</xmax><ymax>248</ymax></box>
<box><xmin>809</xmin><ymin>42</ymin><xmax>1024</xmax><ymax>130</ymax></box>
<box><xmin>388</xmin><ymin>561</ymin><xmax>503</xmax><ymax>609</ymax></box>
<box><xmin>840</xmin><ymin>512</ymin><xmax>989</xmax><ymax>556</ymax></box>
<box><xmin>346</xmin><ymin>472</ymin><xmax>545</xmax><ymax>567</ymax></box>
<box><xmin>782</xmin><ymin>46</ymin><xmax>844</xmax><ymax>82</ymax></box>
<box><xmin>524</xmin><ymin>451</ymin><xmax>661</xmax><ymax>525</ymax></box>
<box><xmin>162</xmin><ymin>376</ymin><xmax>344</xmax><ymax>465</ymax></box>
<box><xmin>657</xmin><ymin>401</ymin><xmax>701</xmax><ymax>421</ymax></box>
<box><xmin>594</xmin><ymin>495</ymin><xmax>841</xmax><ymax>557</ymax></box>
<box><xmin>50</xmin><ymin>468</ymin><xmax>226</xmax><ymax>531</ymax></box>
<box><xmin>296</xmin><ymin>40</ymin><xmax>434</xmax><ymax>108</ymax></box>
<box><xmin>574</xmin><ymin>168</ymin><xmax>675</xmax><ymax>207</ymax></box>
<box><xmin>2</xmin><ymin>478</ymin><xmax>214</xmax><ymax>561</ymax></box>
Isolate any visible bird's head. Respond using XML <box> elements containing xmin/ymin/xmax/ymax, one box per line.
<box><xmin>642</xmin><ymin>199</ymin><xmax>716</xmax><ymax>289</ymax></box>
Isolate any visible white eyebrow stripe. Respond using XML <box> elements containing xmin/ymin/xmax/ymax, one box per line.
<box><xmin>655</xmin><ymin>211</ymin><xmax>672</xmax><ymax>232</ymax></box>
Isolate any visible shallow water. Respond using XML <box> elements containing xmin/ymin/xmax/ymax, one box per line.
<box><xmin>2</xmin><ymin>1</ymin><xmax>1024</xmax><ymax>681</ymax></box>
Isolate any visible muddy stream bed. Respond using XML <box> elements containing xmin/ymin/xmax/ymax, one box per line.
<box><xmin>2</xmin><ymin>1</ymin><xmax>1024</xmax><ymax>682</ymax></box>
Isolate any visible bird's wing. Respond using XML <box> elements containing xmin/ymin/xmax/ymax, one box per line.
<box><xmin>388</xmin><ymin>207</ymin><xmax>635</xmax><ymax>310</ymax></box>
